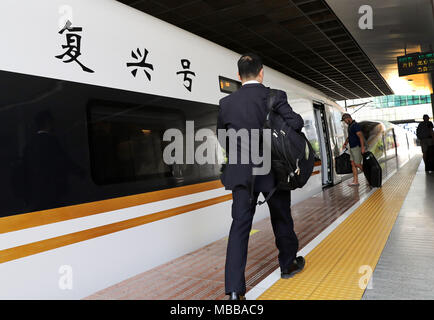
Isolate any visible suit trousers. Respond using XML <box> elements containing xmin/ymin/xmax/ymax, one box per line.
<box><xmin>224</xmin><ymin>186</ymin><xmax>299</xmax><ymax>295</ymax></box>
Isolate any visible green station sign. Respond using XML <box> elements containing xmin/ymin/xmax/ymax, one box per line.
<box><xmin>397</xmin><ymin>52</ymin><xmax>434</xmax><ymax>77</ymax></box>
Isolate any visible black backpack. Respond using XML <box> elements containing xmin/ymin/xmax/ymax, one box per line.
<box><xmin>256</xmin><ymin>89</ymin><xmax>315</xmax><ymax>205</ymax></box>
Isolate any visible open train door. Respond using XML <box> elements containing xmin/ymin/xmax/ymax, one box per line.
<box><xmin>313</xmin><ymin>103</ymin><xmax>333</xmax><ymax>186</ymax></box>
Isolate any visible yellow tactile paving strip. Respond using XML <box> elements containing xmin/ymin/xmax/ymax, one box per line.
<box><xmin>258</xmin><ymin>157</ymin><xmax>420</xmax><ymax>300</ymax></box>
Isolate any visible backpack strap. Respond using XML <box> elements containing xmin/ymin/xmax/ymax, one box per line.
<box><xmin>249</xmin><ymin>88</ymin><xmax>278</xmax><ymax>207</ymax></box>
<box><xmin>266</xmin><ymin>88</ymin><xmax>277</xmax><ymax>114</ymax></box>
<box><xmin>249</xmin><ymin>175</ymin><xmax>256</xmax><ymax>207</ymax></box>
<box><xmin>251</xmin><ymin>176</ymin><xmax>278</xmax><ymax>207</ymax></box>
<box><xmin>257</xmin><ymin>186</ymin><xmax>277</xmax><ymax>206</ymax></box>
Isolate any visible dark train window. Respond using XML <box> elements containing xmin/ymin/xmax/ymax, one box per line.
<box><xmin>87</xmin><ymin>98</ymin><xmax>222</xmax><ymax>186</ymax></box>
<box><xmin>0</xmin><ymin>69</ymin><xmax>224</xmax><ymax>217</ymax></box>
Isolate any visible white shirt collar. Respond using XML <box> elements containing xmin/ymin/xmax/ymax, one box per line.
<box><xmin>242</xmin><ymin>80</ymin><xmax>260</xmax><ymax>86</ymax></box>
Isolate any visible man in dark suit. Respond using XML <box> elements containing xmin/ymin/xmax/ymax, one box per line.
<box><xmin>217</xmin><ymin>53</ymin><xmax>305</xmax><ymax>300</ymax></box>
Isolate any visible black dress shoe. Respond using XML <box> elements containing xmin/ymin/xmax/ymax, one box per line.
<box><xmin>228</xmin><ymin>292</ymin><xmax>246</xmax><ymax>300</ymax></box>
<box><xmin>281</xmin><ymin>256</ymin><xmax>305</xmax><ymax>279</ymax></box>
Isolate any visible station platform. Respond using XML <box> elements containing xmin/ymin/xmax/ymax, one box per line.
<box><xmin>363</xmin><ymin>160</ymin><xmax>434</xmax><ymax>300</ymax></box>
<box><xmin>85</xmin><ymin>154</ymin><xmax>426</xmax><ymax>300</ymax></box>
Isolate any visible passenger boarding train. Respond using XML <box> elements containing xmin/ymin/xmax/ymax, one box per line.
<box><xmin>0</xmin><ymin>0</ymin><xmax>417</xmax><ymax>299</ymax></box>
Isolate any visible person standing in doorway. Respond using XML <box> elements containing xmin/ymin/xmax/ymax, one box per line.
<box><xmin>342</xmin><ymin>113</ymin><xmax>365</xmax><ymax>186</ymax></box>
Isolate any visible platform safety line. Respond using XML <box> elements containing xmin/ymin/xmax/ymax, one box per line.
<box><xmin>245</xmin><ymin>164</ymin><xmax>401</xmax><ymax>300</ymax></box>
<box><xmin>256</xmin><ymin>156</ymin><xmax>420</xmax><ymax>300</ymax></box>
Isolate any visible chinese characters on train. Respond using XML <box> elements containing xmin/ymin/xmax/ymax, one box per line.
<box><xmin>127</xmin><ymin>48</ymin><xmax>154</xmax><ymax>80</ymax></box>
<box><xmin>176</xmin><ymin>59</ymin><xmax>196</xmax><ymax>92</ymax></box>
<box><xmin>55</xmin><ymin>20</ymin><xmax>94</xmax><ymax>73</ymax></box>
<box><xmin>55</xmin><ymin>24</ymin><xmax>197</xmax><ymax>92</ymax></box>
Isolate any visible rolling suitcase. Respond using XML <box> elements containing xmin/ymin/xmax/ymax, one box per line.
<box><xmin>426</xmin><ymin>145</ymin><xmax>434</xmax><ymax>172</ymax></box>
<box><xmin>362</xmin><ymin>151</ymin><xmax>382</xmax><ymax>187</ymax></box>
<box><xmin>335</xmin><ymin>152</ymin><xmax>352</xmax><ymax>174</ymax></box>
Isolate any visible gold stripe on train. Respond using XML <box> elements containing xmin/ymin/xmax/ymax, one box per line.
<box><xmin>0</xmin><ymin>194</ymin><xmax>233</xmax><ymax>264</ymax></box>
<box><xmin>0</xmin><ymin>180</ymin><xmax>224</xmax><ymax>234</ymax></box>
<box><xmin>1</xmin><ymin>168</ymin><xmax>322</xmax><ymax>234</ymax></box>
<box><xmin>0</xmin><ymin>168</ymin><xmax>324</xmax><ymax>263</ymax></box>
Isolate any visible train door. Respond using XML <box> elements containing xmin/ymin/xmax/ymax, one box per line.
<box><xmin>392</xmin><ymin>128</ymin><xmax>398</xmax><ymax>157</ymax></box>
<box><xmin>313</xmin><ymin>103</ymin><xmax>333</xmax><ymax>186</ymax></box>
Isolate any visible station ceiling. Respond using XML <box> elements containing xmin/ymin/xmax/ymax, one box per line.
<box><xmin>325</xmin><ymin>0</ymin><xmax>434</xmax><ymax>96</ymax></box>
<box><xmin>118</xmin><ymin>0</ymin><xmax>394</xmax><ymax>101</ymax></box>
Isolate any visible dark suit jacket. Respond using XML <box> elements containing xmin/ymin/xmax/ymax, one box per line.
<box><xmin>217</xmin><ymin>83</ymin><xmax>304</xmax><ymax>191</ymax></box>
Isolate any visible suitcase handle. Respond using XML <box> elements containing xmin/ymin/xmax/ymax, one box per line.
<box><xmin>340</xmin><ymin>147</ymin><xmax>348</xmax><ymax>155</ymax></box>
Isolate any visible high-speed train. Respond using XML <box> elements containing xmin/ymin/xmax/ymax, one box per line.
<box><xmin>0</xmin><ymin>0</ymin><xmax>417</xmax><ymax>299</ymax></box>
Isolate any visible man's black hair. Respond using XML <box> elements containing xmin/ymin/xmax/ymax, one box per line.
<box><xmin>238</xmin><ymin>53</ymin><xmax>263</xmax><ymax>79</ymax></box>
<box><xmin>341</xmin><ymin>113</ymin><xmax>352</xmax><ymax>121</ymax></box>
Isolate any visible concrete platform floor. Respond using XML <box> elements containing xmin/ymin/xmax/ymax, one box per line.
<box><xmin>363</xmin><ymin>161</ymin><xmax>434</xmax><ymax>300</ymax></box>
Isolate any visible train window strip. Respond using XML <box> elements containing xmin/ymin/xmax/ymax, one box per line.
<box><xmin>87</xmin><ymin>97</ymin><xmax>222</xmax><ymax>187</ymax></box>
<box><xmin>0</xmin><ymin>69</ymin><xmax>222</xmax><ymax>218</ymax></box>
